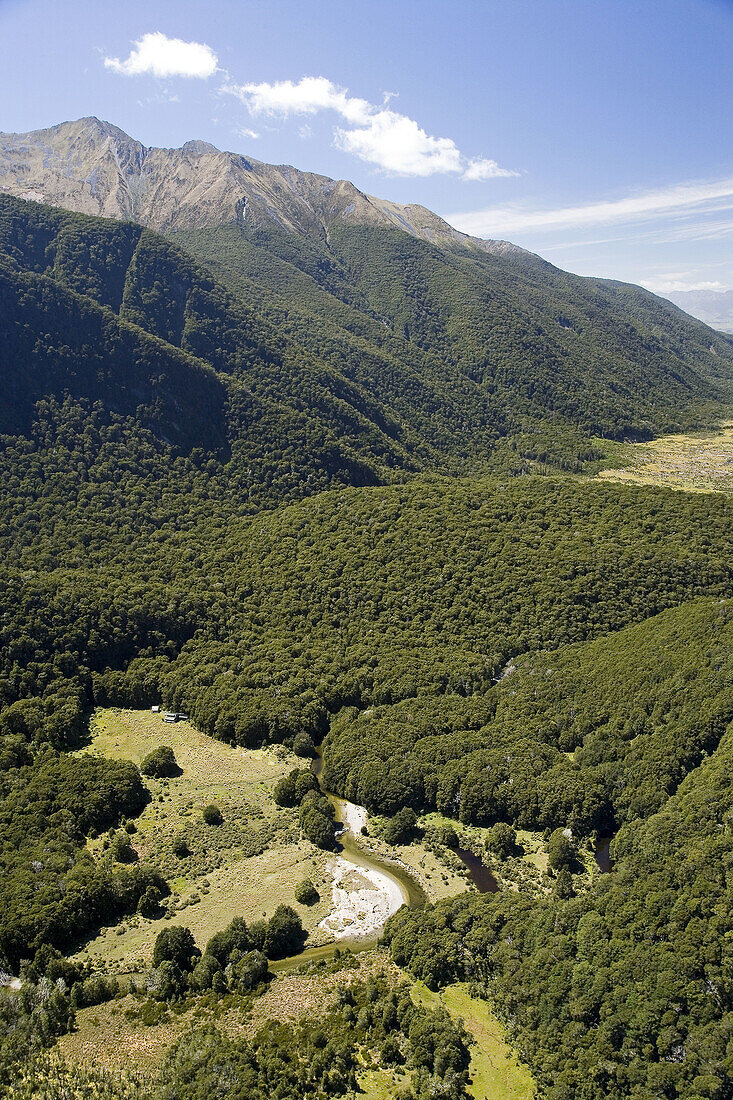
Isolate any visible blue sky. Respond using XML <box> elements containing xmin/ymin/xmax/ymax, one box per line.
<box><xmin>1</xmin><ymin>0</ymin><xmax>731</xmax><ymax>294</ymax></box>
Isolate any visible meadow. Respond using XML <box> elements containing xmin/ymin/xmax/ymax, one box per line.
<box><xmin>596</xmin><ymin>421</ymin><xmax>733</xmax><ymax>492</ymax></box>
<box><xmin>76</xmin><ymin>709</ymin><xmax>333</xmax><ymax>969</ymax></box>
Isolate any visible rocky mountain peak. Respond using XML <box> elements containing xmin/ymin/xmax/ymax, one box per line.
<box><xmin>0</xmin><ymin>116</ymin><xmax>528</xmax><ymax>258</ymax></box>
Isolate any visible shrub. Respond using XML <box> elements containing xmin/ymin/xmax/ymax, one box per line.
<box><xmin>202</xmin><ymin>804</ymin><xmax>222</xmax><ymax>826</ymax></box>
<box><xmin>294</xmin><ymin>878</ymin><xmax>319</xmax><ymax>905</ymax></box>
<box><xmin>172</xmin><ymin>834</ymin><xmax>189</xmax><ymax>858</ymax></box>
<box><xmin>140</xmin><ymin>745</ymin><xmax>178</xmax><ymax>778</ymax></box>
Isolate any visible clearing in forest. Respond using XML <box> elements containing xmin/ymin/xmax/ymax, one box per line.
<box><xmin>596</xmin><ymin>422</ymin><xmax>733</xmax><ymax>493</ymax></box>
<box><xmin>412</xmin><ymin>982</ymin><xmax>536</xmax><ymax>1100</ymax></box>
<box><xmin>75</xmin><ymin>708</ymin><xmax>333</xmax><ymax>969</ymax></box>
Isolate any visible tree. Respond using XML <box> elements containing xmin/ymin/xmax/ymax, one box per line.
<box><xmin>152</xmin><ymin>926</ymin><xmax>200</xmax><ymax>971</ymax></box>
<box><xmin>301</xmin><ymin>807</ymin><xmax>337</xmax><ymax>850</ymax></box>
<box><xmin>264</xmin><ymin>906</ymin><xmax>304</xmax><ymax>958</ymax></box>
<box><xmin>486</xmin><ymin>822</ymin><xmax>517</xmax><ymax>860</ymax></box>
<box><xmin>111</xmin><ymin>833</ymin><xmax>137</xmax><ymax>863</ymax></box>
<box><xmin>140</xmin><ymin>745</ymin><xmax>178</xmax><ymax>778</ymax></box>
<box><xmin>546</xmin><ymin>828</ymin><xmax>579</xmax><ymax>874</ymax></box>
<box><xmin>383</xmin><ymin>807</ymin><xmax>418</xmax><ymax>846</ymax></box>
<box><xmin>137</xmin><ymin>884</ymin><xmax>162</xmax><ymax>918</ymax></box>
<box><xmin>206</xmin><ymin>917</ymin><xmax>251</xmax><ymax>967</ymax></box>
<box><xmin>293</xmin><ymin>731</ymin><xmax>316</xmax><ymax>758</ymax></box>
<box><xmin>228</xmin><ymin>949</ymin><xmax>268</xmax><ymax>992</ymax></box>
<box><xmin>172</xmin><ymin>834</ymin><xmax>189</xmax><ymax>858</ymax></box>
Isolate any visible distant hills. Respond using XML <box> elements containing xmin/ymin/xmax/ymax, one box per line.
<box><xmin>665</xmin><ymin>287</ymin><xmax>733</xmax><ymax>334</ymax></box>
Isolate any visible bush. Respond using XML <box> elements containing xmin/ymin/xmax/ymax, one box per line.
<box><xmin>294</xmin><ymin>878</ymin><xmax>319</xmax><ymax>905</ymax></box>
<box><xmin>486</xmin><ymin>822</ymin><xmax>517</xmax><ymax>860</ymax></box>
<box><xmin>202</xmin><ymin>804</ymin><xmax>222</xmax><ymax>826</ymax></box>
<box><xmin>140</xmin><ymin>745</ymin><xmax>178</xmax><ymax>778</ymax></box>
<box><xmin>382</xmin><ymin>807</ymin><xmax>418</xmax><ymax>846</ymax></box>
<box><xmin>172</xmin><ymin>834</ymin><xmax>189</xmax><ymax>858</ymax></box>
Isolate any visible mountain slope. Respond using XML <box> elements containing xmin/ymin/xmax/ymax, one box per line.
<box><xmin>0</xmin><ymin>194</ymin><xmax>425</xmax><ymax>502</ymax></box>
<box><xmin>2</xmin><ymin>119</ymin><xmax>732</xmax><ymax>449</ymax></box>
<box><xmin>0</xmin><ymin>116</ymin><xmax>523</xmax><ymax>255</ymax></box>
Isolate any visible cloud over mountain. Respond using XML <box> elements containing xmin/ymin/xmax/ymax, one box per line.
<box><xmin>104</xmin><ymin>32</ymin><xmax>218</xmax><ymax>79</ymax></box>
<box><xmin>225</xmin><ymin>74</ymin><xmax>517</xmax><ymax>180</ymax></box>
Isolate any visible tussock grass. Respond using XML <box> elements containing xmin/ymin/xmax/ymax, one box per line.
<box><xmin>597</xmin><ymin>422</ymin><xmax>733</xmax><ymax>493</ymax></box>
<box><xmin>76</xmin><ymin>709</ymin><xmax>332</xmax><ymax>968</ymax></box>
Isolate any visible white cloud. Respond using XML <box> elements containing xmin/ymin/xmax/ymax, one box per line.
<box><xmin>448</xmin><ymin>177</ymin><xmax>733</xmax><ymax>237</ymax></box>
<box><xmin>463</xmin><ymin>157</ymin><xmax>518</xmax><ymax>182</ymax></box>
<box><xmin>224</xmin><ymin>75</ymin><xmax>515</xmax><ymax>179</ymax></box>
<box><xmin>335</xmin><ymin>113</ymin><xmax>463</xmax><ymax>177</ymax></box>
<box><xmin>237</xmin><ymin>127</ymin><xmax>260</xmax><ymax>140</ymax></box>
<box><xmin>104</xmin><ymin>32</ymin><xmax>218</xmax><ymax>79</ymax></box>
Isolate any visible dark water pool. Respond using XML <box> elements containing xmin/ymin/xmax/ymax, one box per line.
<box><xmin>455</xmin><ymin>847</ymin><xmax>499</xmax><ymax>893</ymax></box>
<box><xmin>594</xmin><ymin>837</ymin><xmax>613</xmax><ymax>873</ymax></box>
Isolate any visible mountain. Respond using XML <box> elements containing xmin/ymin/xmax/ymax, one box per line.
<box><xmin>0</xmin><ymin>116</ymin><xmax>523</xmax><ymax>255</ymax></box>
<box><xmin>3</xmin><ymin>121</ymin><xmax>733</xmax><ymax>1100</ymax></box>
<box><xmin>2</xmin><ymin>117</ymin><xmax>731</xmax><ymax>454</ymax></box>
<box><xmin>665</xmin><ymin>287</ymin><xmax>733</xmax><ymax>333</ymax></box>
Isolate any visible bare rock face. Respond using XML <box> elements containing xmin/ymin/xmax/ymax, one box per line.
<box><xmin>0</xmin><ymin>116</ymin><xmax>525</xmax><ymax>257</ymax></box>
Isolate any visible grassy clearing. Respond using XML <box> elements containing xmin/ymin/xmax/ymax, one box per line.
<box><xmin>412</xmin><ymin>982</ymin><xmax>536</xmax><ymax>1100</ymax></box>
<box><xmin>76</xmin><ymin>708</ymin><xmax>332</xmax><ymax>969</ymax></box>
<box><xmin>596</xmin><ymin>421</ymin><xmax>733</xmax><ymax>493</ymax></box>
<box><xmin>58</xmin><ymin>950</ymin><xmax>398</xmax><ymax>1077</ymax></box>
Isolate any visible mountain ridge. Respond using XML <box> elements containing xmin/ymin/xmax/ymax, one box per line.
<box><xmin>0</xmin><ymin>116</ymin><xmax>528</xmax><ymax>256</ymax></box>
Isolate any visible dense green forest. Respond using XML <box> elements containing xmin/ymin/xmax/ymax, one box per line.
<box><xmin>1</xmin><ymin>194</ymin><xmax>733</xmax><ymax>1098</ymax></box>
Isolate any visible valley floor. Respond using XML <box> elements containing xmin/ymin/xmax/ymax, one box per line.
<box><xmin>596</xmin><ymin>420</ymin><xmax>733</xmax><ymax>492</ymax></box>
<box><xmin>57</xmin><ymin>952</ymin><xmax>536</xmax><ymax>1100</ymax></box>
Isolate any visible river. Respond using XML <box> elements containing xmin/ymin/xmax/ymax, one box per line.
<box><xmin>270</xmin><ymin>753</ymin><xmax>427</xmax><ymax>973</ymax></box>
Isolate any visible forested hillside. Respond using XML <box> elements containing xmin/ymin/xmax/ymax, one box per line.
<box><xmin>176</xmin><ymin>219</ymin><xmax>733</xmax><ymax>443</ymax></box>
<box><xmin>1</xmin><ymin>189</ymin><xmax>733</xmax><ymax>1099</ymax></box>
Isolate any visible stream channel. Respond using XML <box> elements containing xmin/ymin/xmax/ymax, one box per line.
<box><xmin>271</xmin><ymin>750</ymin><xmax>499</xmax><ymax>973</ymax></box>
